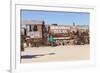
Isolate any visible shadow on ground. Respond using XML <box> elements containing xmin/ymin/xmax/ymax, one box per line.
<box><xmin>21</xmin><ymin>53</ymin><xmax>55</xmax><ymax>59</ymax></box>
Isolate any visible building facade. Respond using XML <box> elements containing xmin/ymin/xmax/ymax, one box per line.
<box><xmin>48</xmin><ymin>24</ymin><xmax>89</xmax><ymax>45</ymax></box>
<box><xmin>21</xmin><ymin>20</ymin><xmax>47</xmax><ymax>47</ymax></box>
<box><xmin>21</xmin><ymin>20</ymin><xmax>89</xmax><ymax>48</ymax></box>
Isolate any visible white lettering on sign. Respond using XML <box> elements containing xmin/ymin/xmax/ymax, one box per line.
<box><xmin>27</xmin><ymin>31</ymin><xmax>40</xmax><ymax>38</ymax></box>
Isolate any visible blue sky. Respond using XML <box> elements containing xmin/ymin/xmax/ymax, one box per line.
<box><xmin>21</xmin><ymin>9</ymin><xmax>90</xmax><ymax>25</ymax></box>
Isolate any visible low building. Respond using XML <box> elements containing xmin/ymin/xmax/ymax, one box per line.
<box><xmin>21</xmin><ymin>20</ymin><xmax>47</xmax><ymax>47</ymax></box>
<box><xmin>48</xmin><ymin>24</ymin><xmax>89</xmax><ymax>45</ymax></box>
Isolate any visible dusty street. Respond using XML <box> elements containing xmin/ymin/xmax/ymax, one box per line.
<box><xmin>21</xmin><ymin>45</ymin><xmax>90</xmax><ymax>63</ymax></box>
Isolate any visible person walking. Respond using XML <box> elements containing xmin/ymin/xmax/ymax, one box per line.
<box><xmin>48</xmin><ymin>35</ymin><xmax>55</xmax><ymax>46</ymax></box>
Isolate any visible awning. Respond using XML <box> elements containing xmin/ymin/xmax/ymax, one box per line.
<box><xmin>54</xmin><ymin>37</ymin><xmax>70</xmax><ymax>40</ymax></box>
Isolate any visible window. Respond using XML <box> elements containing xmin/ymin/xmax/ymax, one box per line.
<box><xmin>33</xmin><ymin>25</ymin><xmax>38</xmax><ymax>31</ymax></box>
<box><xmin>29</xmin><ymin>25</ymin><xmax>32</xmax><ymax>32</ymax></box>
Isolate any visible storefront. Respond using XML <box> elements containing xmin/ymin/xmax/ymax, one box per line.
<box><xmin>54</xmin><ymin>37</ymin><xmax>71</xmax><ymax>45</ymax></box>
